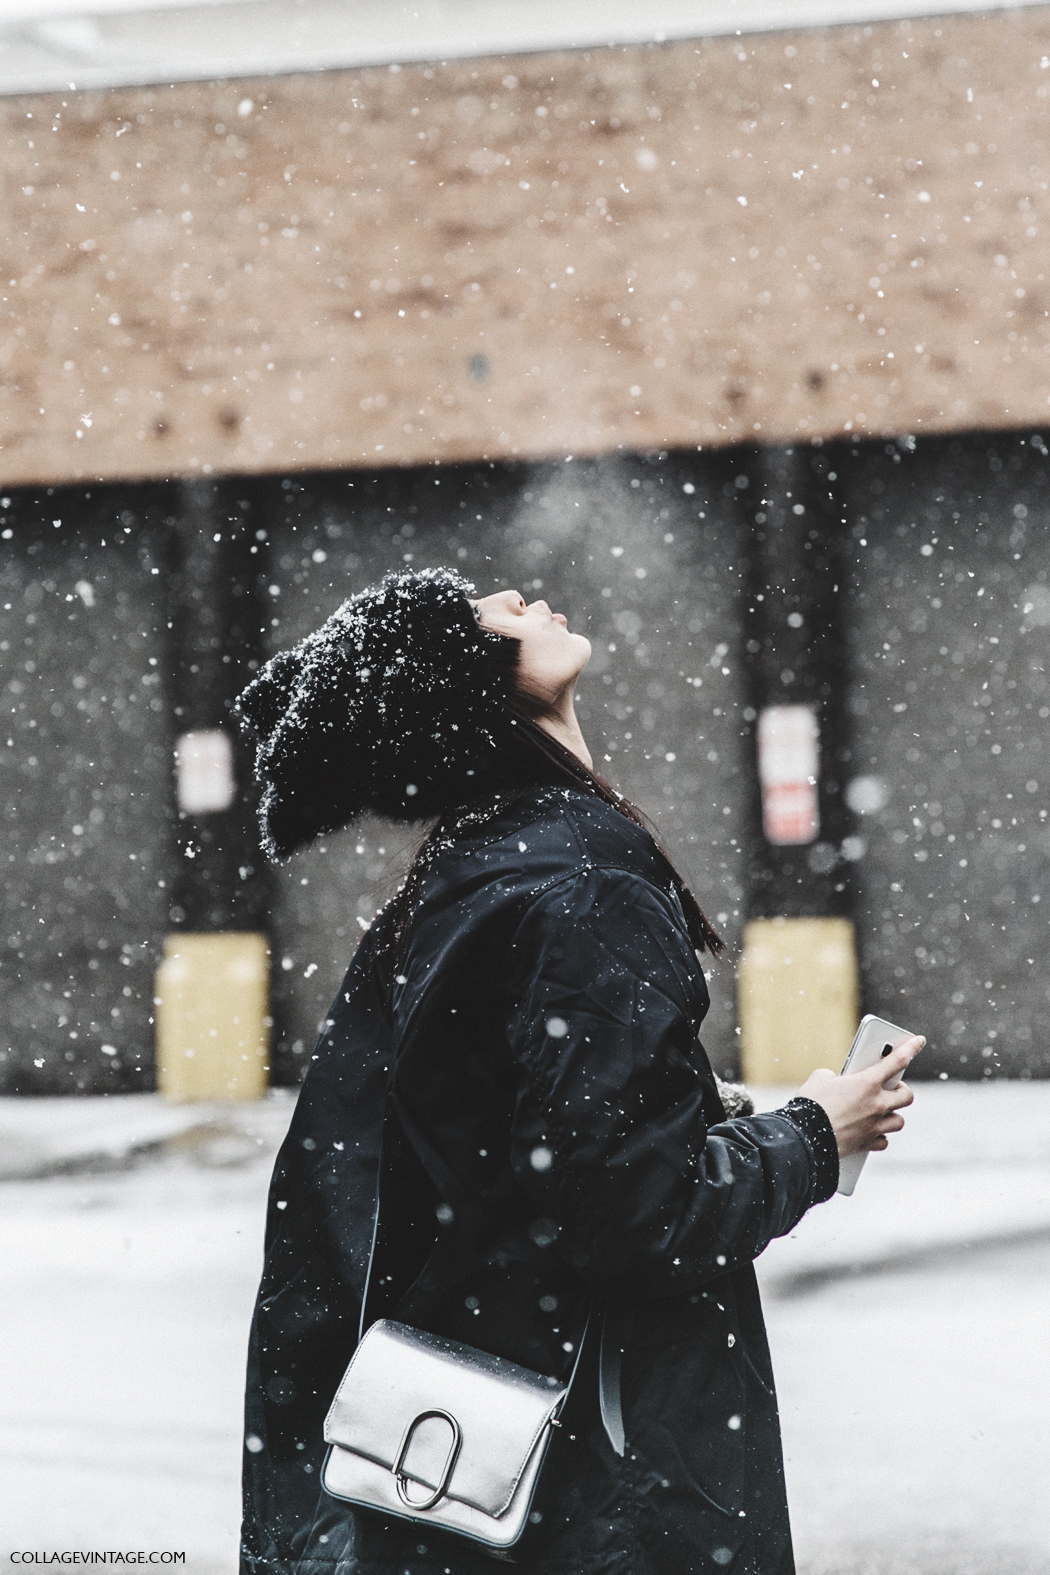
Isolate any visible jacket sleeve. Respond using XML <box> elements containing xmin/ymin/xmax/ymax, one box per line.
<box><xmin>503</xmin><ymin>866</ymin><xmax>837</xmax><ymax>1297</ymax></box>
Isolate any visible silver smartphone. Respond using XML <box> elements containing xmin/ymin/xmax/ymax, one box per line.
<box><xmin>835</xmin><ymin>1014</ymin><xmax>917</xmax><ymax>1196</ymax></box>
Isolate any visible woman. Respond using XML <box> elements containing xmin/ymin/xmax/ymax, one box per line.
<box><xmin>238</xmin><ymin>567</ymin><xmax>920</xmax><ymax>1575</ymax></box>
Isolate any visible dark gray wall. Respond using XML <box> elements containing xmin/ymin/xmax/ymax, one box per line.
<box><xmin>0</xmin><ymin>488</ymin><xmax>174</xmax><ymax>1092</ymax></box>
<box><xmin>836</xmin><ymin>431</ymin><xmax>1050</xmax><ymax>1078</ymax></box>
<box><xmin>5</xmin><ymin>431</ymin><xmax>1050</xmax><ymax>1093</ymax></box>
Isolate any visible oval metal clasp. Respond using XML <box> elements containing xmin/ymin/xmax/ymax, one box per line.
<box><xmin>393</xmin><ymin>1408</ymin><xmax>462</xmax><ymax>1511</ymax></box>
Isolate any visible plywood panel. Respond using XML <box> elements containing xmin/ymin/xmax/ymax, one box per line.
<box><xmin>3</xmin><ymin>7</ymin><xmax>1050</xmax><ymax>485</ymax></box>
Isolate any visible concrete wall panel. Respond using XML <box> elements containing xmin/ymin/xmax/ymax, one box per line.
<box><xmin>0</xmin><ymin>491</ymin><xmax>174</xmax><ymax>1092</ymax></box>
<box><xmin>843</xmin><ymin>430</ymin><xmax>1050</xmax><ymax>1077</ymax></box>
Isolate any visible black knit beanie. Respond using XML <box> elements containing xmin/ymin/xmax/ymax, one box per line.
<box><xmin>236</xmin><ymin>567</ymin><xmax>521</xmax><ymax>859</ymax></box>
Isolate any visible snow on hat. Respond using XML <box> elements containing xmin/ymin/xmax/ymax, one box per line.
<box><xmin>236</xmin><ymin>567</ymin><xmax>520</xmax><ymax>859</ymax></box>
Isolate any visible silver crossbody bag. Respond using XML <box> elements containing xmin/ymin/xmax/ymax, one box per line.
<box><xmin>321</xmin><ymin>1317</ymin><xmax>584</xmax><ymax>1556</ymax></box>
<box><xmin>320</xmin><ymin>1092</ymin><xmax>624</xmax><ymax>1562</ymax></box>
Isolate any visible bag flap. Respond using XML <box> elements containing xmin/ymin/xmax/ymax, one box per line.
<box><xmin>324</xmin><ymin>1319</ymin><xmax>566</xmax><ymax>1518</ymax></box>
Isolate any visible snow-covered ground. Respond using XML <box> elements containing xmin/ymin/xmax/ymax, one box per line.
<box><xmin>2</xmin><ymin>1084</ymin><xmax>1049</xmax><ymax>1573</ymax></box>
<box><xmin>769</xmin><ymin>1236</ymin><xmax>1050</xmax><ymax>1574</ymax></box>
<box><xmin>753</xmin><ymin>1081</ymin><xmax>1050</xmax><ymax>1292</ymax></box>
<box><xmin>0</xmin><ymin>1157</ymin><xmax>268</xmax><ymax>1573</ymax></box>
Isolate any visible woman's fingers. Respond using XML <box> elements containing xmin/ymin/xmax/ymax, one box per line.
<box><xmin>870</xmin><ymin>1035</ymin><xmax>925</xmax><ymax>1085</ymax></box>
<box><xmin>800</xmin><ymin>1036</ymin><xmax>924</xmax><ymax>1158</ymax></box>
<box><xmin>881</xmin><ymin>1039</ymin><xmax>925</xmax><ymax>1077</ymax></box>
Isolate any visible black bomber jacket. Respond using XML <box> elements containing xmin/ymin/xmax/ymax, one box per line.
<box><xmin>241</xmin><ymin>787</ymin><xmax>838</xmax><ymax>1575</ymax></box>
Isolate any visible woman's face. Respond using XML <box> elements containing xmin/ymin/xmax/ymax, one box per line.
<box><xmin>474</xmin><ymin>590</ymin><xmax>591</xmax><ymax>709</ymax></box>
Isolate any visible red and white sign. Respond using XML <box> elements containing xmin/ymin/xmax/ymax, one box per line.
<box><xmin>757</xmin><ymin>706</ymin><xmax>820</xmax><ymax>845</ymax></box>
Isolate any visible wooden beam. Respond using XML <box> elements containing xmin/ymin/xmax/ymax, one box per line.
<box><xmin>3</xmin><ymin>7</ymin><xmax>1049</xmax><ymax>486</ymax></box>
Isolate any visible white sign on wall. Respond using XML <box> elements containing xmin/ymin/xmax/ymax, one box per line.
<box><xmin>757</xmin><ymin>705</ymin><xmax>820</xmax><ymax>846</ymax></box>
<box><xmin>175</xmin><ymin>729</ymin><xmax>236</xmax><ymax>814</ymax></box>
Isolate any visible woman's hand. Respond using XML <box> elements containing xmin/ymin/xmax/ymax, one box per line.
<box><xmin>797</xmin><ymin>1036</ymin><xmax>925</xmax><ymax>1158</ymax></box>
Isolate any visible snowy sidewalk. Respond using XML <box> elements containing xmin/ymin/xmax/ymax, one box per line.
<box><xmin>3</xmin><ymin>1080</ymin><xmax>1050</xmax><ymax>1574</ymax></box>
<box><xmin>0</xmin><ymin>1088</ymin><xmax>298</xmax><ymax>1180</ymax></box>
<box><xmin>2</xmin><ymin>1080</ymin><xmax>1050</xmax><ymax>1286</ymax></box>
<box><xmin>753</xmin><ymin>1080</ymin><xmax>1050</xmax><ymax>1293</ymax></box>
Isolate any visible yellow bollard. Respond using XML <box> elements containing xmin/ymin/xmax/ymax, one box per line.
<box><xmin>155</xmin><ymin>932</ymin><xmax>270</xmax><ymax>1101</ymax></box>
<box><xmin>738</xmin><ymin>916</ymin><xmax>859</xmax><ymax>1085</ymax></box>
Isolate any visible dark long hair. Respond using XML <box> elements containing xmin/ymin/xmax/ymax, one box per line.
<box><xmin>381</xmin><ymin>677</ymin><xmax>725</xmax><ymax>972</ymax></box>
